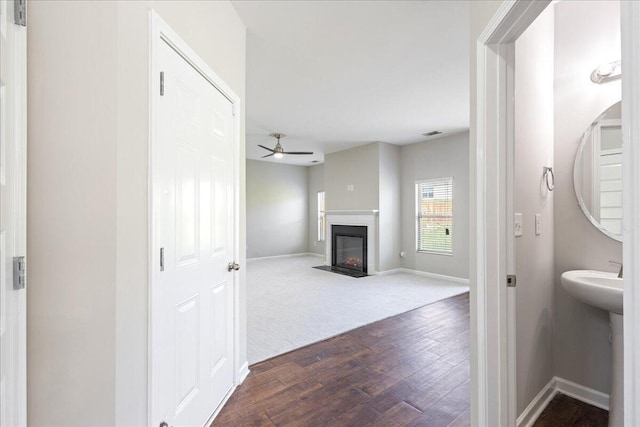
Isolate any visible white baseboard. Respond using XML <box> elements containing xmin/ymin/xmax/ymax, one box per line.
<box><xmin>247</xmin><ymin>252</ymin><xmax>321</xmax><ymax>261</ymax></box>
<box><xmin>516</xmin><ymin>377</ymin><xmax>609</xmax><ymax>427</ymax></box>
<box><xmin>516</xmin><ymin>377</ymin><xmax>557</xmax><ymax>427</ymax></box>
<box><xmin>554</xmin><ymin>377</ymin><xmax>609</xmax><ymax>411</ymax></box>
<box><xmin>396</xmin><ymin>268</ymin><xmax>470</xmax><ymax>285</ymax></box>
<box><xmin>238</xmin><ymin>361</ymin><xmax>250</xmax><ymax>384</ymax></box>
<box><xmin>373</xmin><ymin>268</ymin><xmax>404</xmax><ymax>276</ymax></box>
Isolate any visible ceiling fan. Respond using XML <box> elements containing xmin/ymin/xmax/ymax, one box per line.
<box><xmin>258</xmin><ymin>133</ymin><xmax>313</xmax><ymax>159</ymax></box>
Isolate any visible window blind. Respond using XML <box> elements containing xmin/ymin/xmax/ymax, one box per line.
<box><xmin>416</xmin><ymin>178</ymin><xmax>453</xmax><ymax>254</ymax></box>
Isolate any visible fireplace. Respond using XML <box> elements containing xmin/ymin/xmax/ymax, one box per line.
<box><xmin>332</xmin><ymin>225</ymin><xmax>367</xmax><ymax>275</ymax></box>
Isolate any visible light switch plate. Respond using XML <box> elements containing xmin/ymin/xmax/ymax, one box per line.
<box><xmin>535</xmin><ymin>213</ymin><xmax>541</xmax><ymax>235</ymax></box>
<box><xmin>514</xmin><ymin>213</ymin><xmax>523</xmax><ymax>237</ymax></box>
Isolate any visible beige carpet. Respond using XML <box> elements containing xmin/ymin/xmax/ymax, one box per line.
<box><xmin>247</xmin><ymin>254</ymin><xmax>469</xmax><ymax>364</ymax></box>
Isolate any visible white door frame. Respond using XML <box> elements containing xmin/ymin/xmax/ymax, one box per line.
<box><xmin>474</xmin><ymin>1</ymin><xmax>550</xmax><ymax>425</ymax></box>
<box><xmin>475</xmin><ymin>0</ymin><xmax>640</xmax><ymax>425</ymax></box>
<box><xmin>0</xmin><ymin>0</ymin><xmax>27</xmax><ymax>424</ymax></box>
<box><xmin>622</xmin><ymin>2</ymin><xmax>640</xmax><ymax>426</ymax></box>
<box><xmin>148</xmin><ymin>10</ymin><xmax>244</xmax><ymax>425</ymax></box>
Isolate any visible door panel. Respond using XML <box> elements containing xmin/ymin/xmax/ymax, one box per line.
<box><xmin>175</xmin><ymin>296</ymin><xmax>200</xmax><ymax>414</ymax></box>
<box><xmin>152</xmin><ymin>36</ymin><xmax>236</xmax><ymax>427</ymax></box>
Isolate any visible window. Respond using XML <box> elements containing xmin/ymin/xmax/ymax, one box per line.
<box><xmin>416</xmin><ymin>178</ymin><xmax>453</xmax><ymax>254</ymax></box>
<box><xmin>317</xmin><ymin>191</ymin><xmax>326</xmax><ymax>241</ymax></box>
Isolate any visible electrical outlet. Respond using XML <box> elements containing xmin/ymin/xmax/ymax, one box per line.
<box><xmin>347</xmin><ymin>184</ymin><xmax>354</xmax><ymax>192</ymax></box>
<box><xmin>514</xmin><ymin>213</ymin><xmax>523</xmax><ymax>237</ymax></box>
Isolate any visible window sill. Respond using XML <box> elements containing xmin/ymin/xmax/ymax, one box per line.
<box><xmin>416</xmin><ymin>250</ymin><xmax>453</xmax><ymax>257</ymax></box>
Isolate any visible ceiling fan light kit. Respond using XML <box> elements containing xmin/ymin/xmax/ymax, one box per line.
<box><xmin>258</xmin><ymin>132</ymin><xmax>314</xmax><ymax>159</ymax></box>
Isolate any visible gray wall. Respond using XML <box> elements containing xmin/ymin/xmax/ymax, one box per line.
<box><xmin>378</xmin><ymin>142</ymin><xmax>402</xmax><ymax>271</ymax></box>
<box><xmin>553</xmin><ymin>0</ymin><xmax>621</xmax><ymax>395</ymax></box>
<box><xmin>400</xmin><ymin>132</ymin><xmax>470</xmax><ymax>279</ymax></box>
<box><xmin>308</xmin><ymin>164</ymin><xmax>325</xmax><ymax>255</ymax></box>
<box><xmin>246</xmin><ymin>160</ymin><xmax>309</xmax><ymax>258</ymax></box>
<box><xmin>514</xmin><ymin>6</ymin><xmax>555</xmax><ymax>416</ymax></box>
<box><xmin>28</xmin><ymin>2</ymin><xmax>247</xmax><ymax>425</ymax></box>
<box><xmin>324</xmin><ymin>142</ymin><xmax>379</xmax><ymax>211</ymax></box>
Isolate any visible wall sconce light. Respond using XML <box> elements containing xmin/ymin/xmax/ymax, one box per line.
<box><xmin>591</xmin><ymin>60</ymin><xmax>621</xmax><ymax>84</ymax></box>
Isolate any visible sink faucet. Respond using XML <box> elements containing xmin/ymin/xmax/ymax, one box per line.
<box><xmin>609</xmin><ymin>261</ymin><xmax>623</xmax><ymax>278</ymax></box>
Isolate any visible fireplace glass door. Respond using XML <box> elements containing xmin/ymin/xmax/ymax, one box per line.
<box><xmin>331</xmin><ymin>225</ymin><xmax>367</xmax><ymax>274</ymax></box>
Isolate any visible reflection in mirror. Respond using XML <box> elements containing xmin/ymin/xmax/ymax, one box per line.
<box><xmin>574</xmin><ymin>101</ymin><xmax>622</xmax><ymax>241</ymax></box>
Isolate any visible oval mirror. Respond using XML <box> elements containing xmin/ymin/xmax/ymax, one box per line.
<box><xmin>573</xmin><ymin>101</ymin><xmax>622</xmax><ymax>242</ymax></box>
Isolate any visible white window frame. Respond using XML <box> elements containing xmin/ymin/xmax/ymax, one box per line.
<box><xmin>415</xmin><ymin>177</ymin><xmax>454</xmax><ymax>256</ymax></box>
<box><xmin>317</xmin><ymin>191</ymin><xmax>326</xmax><ymax>242</ymax></box>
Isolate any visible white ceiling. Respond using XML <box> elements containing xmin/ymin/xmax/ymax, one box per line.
<box><xmin>233</xmin><ymin>1</ymin><xmax>470</xmax><ymax>166</ymax></box>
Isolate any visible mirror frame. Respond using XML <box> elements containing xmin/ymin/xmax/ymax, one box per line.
<box><xmin>573</xmin><ymin>105</ymin><xmax>623</xmax><ymax>242</ymax></box>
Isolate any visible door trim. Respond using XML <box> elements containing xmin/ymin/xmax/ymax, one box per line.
<box><xmin>474</xmin><ymin>1</ymin><xmax>550</xmax><ymax>425</ymax></box>
<box><xmin>148</xmin><ymin>10</ymin><xmax>243</xmax><ymax>425</ymax></box>
<box><xmin>622</xmin><ymin>2</ymin><xmax>640</xmax><ymax>425</ymax></box>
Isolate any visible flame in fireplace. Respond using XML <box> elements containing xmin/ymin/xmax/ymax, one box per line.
<box><xmin>344</xmin><ymin>257</ymin><xmax>364</xmax><ymax>269</ymax></box>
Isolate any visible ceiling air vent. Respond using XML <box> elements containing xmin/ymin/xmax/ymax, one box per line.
<box><xmin>422</xmin><ymin>130</ymin><xmax>442</xmax><ymax>137</ymax></box>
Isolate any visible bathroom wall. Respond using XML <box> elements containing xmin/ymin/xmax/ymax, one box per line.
<box><xmin>553</xmin><ymin>0</ymin><xmax>622</xmax><ymax>395</ymax></box>
<box><xmin>514</xmin><ymin>6</ymin><xmax>556</xmax><ymax>416</ymax></box>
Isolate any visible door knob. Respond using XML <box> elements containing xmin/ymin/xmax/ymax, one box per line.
<box><xmin>228</xmin><ymin>261</ymin><xmax>240</xmax><ymax>272</ymax></box>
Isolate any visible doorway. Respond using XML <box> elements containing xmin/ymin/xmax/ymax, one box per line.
<box><xmin>474</xmin><ymin>0</ymin><xmax>640</xmax><ymax>425</ymax></box>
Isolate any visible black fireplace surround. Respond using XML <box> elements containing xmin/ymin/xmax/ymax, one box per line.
<box><xmin>331</xmin><ymin>225</ymin><xmax>367</xmax><ymax>275</ymax></box>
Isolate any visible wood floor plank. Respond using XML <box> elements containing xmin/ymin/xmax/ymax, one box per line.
<box><xmin>212</xmin><ymin>292</ymin><xmax>470</xmax><ymax>427</ymax></box>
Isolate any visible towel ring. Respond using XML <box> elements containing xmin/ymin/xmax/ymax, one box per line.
<box><xmin>543</xmin><ymin>166</ymin><xmax>555</xmax><ymax>191</ymax></box>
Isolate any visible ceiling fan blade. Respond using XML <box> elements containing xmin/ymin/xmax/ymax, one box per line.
<box><xmin>261</xmin><ymin>153</ymin><xmax>275</xmax><ymax>158</ymax></box>
<box><xmin>258</xmin><ymin>144</ymin><xmax>275</xmax><ymax>153</ymax></box>
<box><xmin>283</xmin><ymin>151</ymin><xmax>314</xmax><ymax>155</ymax></box>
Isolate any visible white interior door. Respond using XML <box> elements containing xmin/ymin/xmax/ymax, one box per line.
<box><xmin>151</xmin><ymin>38</ymin><xmax>236</xmax><ymax>427</ymax></box>
<box><xmin>0</xmin><ymin>0</ymin><xmax>26</xmax><ymax>426</ymax></box>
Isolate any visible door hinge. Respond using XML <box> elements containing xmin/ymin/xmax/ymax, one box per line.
<box><xmin>160</xmin><ymin>248</ymin><xmax>165</xmax><ymax>272</ymax></box>
<box><xmin>507</xmin><ymin>274</ymin><xmax>516</xmax><ymax>288</ymax></box>
<box><xmin>160</xmin><ymin>71</ymin><xmax>164</xmax><ymax>96</ymax></box>
<box><xmin>231</xmin><ymin>104</ymin><xmax>237</xmax><ymax>117</ymax></box>
<box><xmin>13</xmin><ymin>256</ymin><xmax>26</xmax><ymax>290</ymax></box>
<box><xmin>14</xmin><ymin>0</ymin><xmax>26</xmax><ymax>26</ymax></box>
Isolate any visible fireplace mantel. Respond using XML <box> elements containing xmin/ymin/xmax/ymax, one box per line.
<box><xmin>325</xmin><ymin>211</ymin><xmax>378</xmax><ymax>274</ymax></box>
<box><xmin>324</xmin><ymin>210</ymin><xmax>379</xmax><ymax>215</ymax></box>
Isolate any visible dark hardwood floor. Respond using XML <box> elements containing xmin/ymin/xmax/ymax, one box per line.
<box><xmin>212</xmin><ymin>293</ymin><xmax>470</xmax><ymax>427</ymax></box>
<box><xmin>533</xmin><ymin>393</ymin><xmax>608</xmax><ymax>427</ymax></box>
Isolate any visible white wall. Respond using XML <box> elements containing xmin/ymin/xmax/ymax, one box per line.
<box><xmin>324</xmin><ymin>142</ymin><xmax>379</xmax><ymax>211</ymax></box>
<box><xmin>246</xmin><ymin>160</ymin><xmax>309</xmax><ymax>258</ymax></box>
<box><xmin>553</xmin><ymin>0</ymin><xmax>621</xmax><ymax>395</ymax></box>
<box><xmin>514</xmin><ymin>6</ymin><xmax>556</xmax><ymax>416</ymax></box>
<box><xmin>28</xmin><ymin>2</ymin><xmax>118</xmax><ymax>424</ymax></box>
<box><xmin>308</xmin><ymin>164</ymin><xmax>325</xmax><ymax>255</ymax></box>
<box><xmin>378</xmin><ymin>142</ymin><xmax>402</xmax><ymax>272</ymax></box>
<box><xmin>28</xmin><ymin>2</ymin><xmax>247</xmax><ymax>425</ymax></box>
<box><xmin>400</xmin><ymin>133</ymin><xmax>470</xmax><ymax>279</ymax></box>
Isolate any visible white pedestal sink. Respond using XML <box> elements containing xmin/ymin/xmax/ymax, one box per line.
<box><xmin>561</xmin><ymin>270</ymin><xmax>623</xmax><ymax>427</ymax></box>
